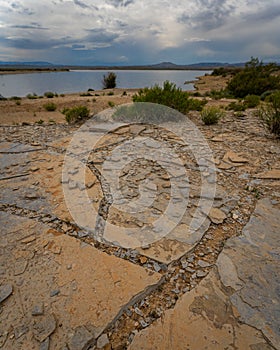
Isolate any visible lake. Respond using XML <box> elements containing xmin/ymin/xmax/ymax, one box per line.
<box><xmin>0</xmin><ymin>69</ymin><xmax>211</xmax><ymax>98</ymax></box>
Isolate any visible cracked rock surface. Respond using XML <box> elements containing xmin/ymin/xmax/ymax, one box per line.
<box><xmin>0</xmin><ymin>103</ymin><xmax>280</xmax><ymax>349</ymax></box>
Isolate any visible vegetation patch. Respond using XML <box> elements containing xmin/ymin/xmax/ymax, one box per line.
<box><xmin>43</xmin><ymin>102</ymin><xmax>57</xmax><ymax>111</ymax></box>
<box><xmin>258</xmin><ymin>91</ymin><xmax>280</xmax><ymax>136</ymax></box>
<box><xmin>44</xmin><ymin>91</ymin><xmax>55</xmax><ymax>98</ymax></box>
<box><xmin>227</xmin><ymin>57</ymin><xmax>280</xmax><ymax>98</ymax></box>
<box><xmin>132</xmin><ymin>81</ymin><xmax>205</xmax><ymax>113</ymax></box>
<box><xmin>63</xmin><ymin>106</ymin><xmax>90</xmax><ymax>124</ymax></box>
<box><xmin>102</xmin><ymin>72</ymin><xmax>117</xmax><ymax>89</ymax></box>
<box><xmin>201</xmin><ymin>106</ymin><xmax>225</xmax><ymax>125</ymax></box>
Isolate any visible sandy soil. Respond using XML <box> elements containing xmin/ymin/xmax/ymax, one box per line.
<box><xmin>0</xmin><ymin>88</ymin><xmax>137</xmax><ymax>125</ymax></box>
<box><xmin>0</xmin><ymin>74</ymin><xmax>232</xmax><ymax>126</ymax></box>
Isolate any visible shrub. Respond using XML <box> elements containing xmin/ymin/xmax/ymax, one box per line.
<box><xmin>122</xmin><ymin>91</ymin><xmax>127</xmax><ymax>96</ymax></box>
<box><xmin>35</xmin><ymin>119</ymin><xmax>44</xmax><ymax>124</ymax></box>
<box><xmin>63</xmin><ymin>106</ymin><xmax>90</xmax><ymax>124</ymax></box>
<box><xmin>108</xmin><ymin>101</ymin><xmax>115</xmax><ymax>107</ymax></box>
<box><xmin>107</xmin><ymin>91</ymin><xmax>114</xmax><ymax>96</ymax></box>
<box><xmin>133</xmin><ymin>81</ymin><xmax>191</xmax><ymax>114</ymax></box>
<box><xmin>227</xmin><ymin>57</ymin><xmax>280</xmax><ymax>98</ymax></box>
<box><xmin>26</xmin><ymin>93</ymin><xmax>38</xmax><ymax>99</ymax></box>
<box><xmin>244</xmin><ymin>94</ymin><xmax>260</xmax><ymax>108</ymax></box>
<box><xmin>201</xmin><ymin>107</ymin><xmax>225</xmax><ymax>125</ymax></box>
<box><xmin>258</xmin><ymin>91</ymin><xmax>280</xmax><ymax>136</ymax></box>
<box><xmin>10</xmin><ymin>96</ymin><xmax>21</xmax><ymax>101</ymax></box>
<box><xmin>43</xmin><ymin>102</ymin><xmax>57</xmax><ymax>111</ymax></box>
<box><xmin>44</xmin><ymin>91</ymin><xmax>55</xmax><ymax>98</ymax></box>
<box><xmin>227</xmin><ymin>101</ymin><xmax>246</xmax><ymax>112</ymax></box>
<box><xmin>80</xmin><ymin>92</ymin><xmax>92</xmax><ymax>97</ymax></box>
<box><xmin>60</xmin><ymin>94</ymin><xmax>65</xmax><ymax>97</ymax></box>
<box><xmin>102</xmin><ymin>72</ymin><xmax>117</xmax><ymax>89</ymax></box>
<box><xmin>187</xmin><ymin>98</ymin><xmax>207</xmax><ymax>111</ymax></box>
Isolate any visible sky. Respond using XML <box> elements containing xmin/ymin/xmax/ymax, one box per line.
<box><xmin>0</xmin><ymin>0</ymin><xmax>279</xmax><ymax>65</ymax></box>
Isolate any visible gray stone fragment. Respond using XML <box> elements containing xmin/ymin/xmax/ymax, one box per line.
<box><xmin>96</xmin><ymin>334</ymin><xmax>109</xmax><ymax>349</ymax></box>
<box><xmin>40</xmin><ymin>337</ymin><xmax>50</xmax><ymax>350</ymax></box>
<box><xmin>14</xmin><ymin>325</ymin><xmax>29</xmax><ymax>339</ymax></box>
<box><xmin>0</xmin><ymin>284</ymin><xmax>13</xmax><ymax>303</ymax></box>
<box><xmin>33</xmin><ymin>314</ymin><xmax>56</xmax><ymax>342</ymax></box>
<box><xmin>197</xmin><ymin>260</ymin><xmax>211</xmax><ymax>268</ymax></box>
<box><xmin>50</xmin><ymin>289</ymin><xmax>60</xmax><ymax>297</ymax></box>
<box><xmin>32</xmin><ymin>303</ymin><xmax>44</xmax><ymax>316</ymax></box>
<box><xmin>68</xmin><ymin>326</ymin><xmax>95</xmax><ymax>350</ymax></box>
<box><xmin>196</xmin><ymin>270</ymin><xmax>208</xmax><ymax>278</ymax></box>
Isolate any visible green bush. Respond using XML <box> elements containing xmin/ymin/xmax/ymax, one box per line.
<box><xmin>80</xmin><ymin>92</ymin><xmax>92</xmax><ymax>97</ymax></box>
<box><xmin>43</xmin><ymin>102</ymin><xmax>57</xmax><ymax>111</ymax></box>
<box><xmin>244</xmin><ymin>94</ymin><xmax>260</xmax><ymax>108</ymax></box>
<box><xmin>26</xmin><ymin>93</ymin><xmax>38</xmax><ymax>99</ymax></box>
<box><xmin>44</xmin><ymin>91</ymin><xmax>55</xmax><ymax>98</ymax></box>
<box><xmin>133</xmin><ymin>81</ymin><xmax>191</xmax><ymax>114</ymax></box>
<box><xmin>201</xmin><ymin>107</ymin><xmax>225</xmax><ymax>125</ymax></box>
<box><xmin>227</xmin><ymin>101</ymin><xmax>246</xmax><ymax>111</ymax></box>
<box><xmin>227</xmin><ymin>57</ymin><xmax>280</xmax><ymax>98</ymax></box>
<box><xmin>187</xmin><ymin>98</ymin><xmax>207</xmax><ymax>111</ymax></box>
<box><xmin>258</xmin><ymin>91</ymin><xmax>280</xmax><ymax>136</ymax></box>
<box><xmin>10</xmin><ymin>96</ymin><xmax>21</xmax><ymax>101</ymax></box>
<box><xmin>108</xmin><ymin>101</ymin><xmax>115</xmax><ymax>107</ymax></box>
<box><xmin>63</xmin><ymin>106</ymin><xmax>90</xmax><ymax>124</ymax></box>
<box><xmin>102</xmin><ymin>72</ymin><xmax>117</xmax><ymax>89</ymax></box>
<box><xmin>107</xmin><ymin>91</ymin><xmax>114</xmax><ymax>96</ymax></box>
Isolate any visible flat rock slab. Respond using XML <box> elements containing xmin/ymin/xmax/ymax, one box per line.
<box><xmin>0</xmin><ymin>213</ymin><xmax>161</xmax><ymax>349</ymax></box>
<box><xmin>216</xmin><ymin>198</ymin><xmax>280</xmax><ymax>348</ymax></box>
<box><xmin>129</xmin><ymin>269</ymin><xmax>273</xmax><ymax>350</ymax></box>
<box><xmin>129</xmin><ymin>198</ymin><xmax>279</xmax><ymax>350</ymax></box>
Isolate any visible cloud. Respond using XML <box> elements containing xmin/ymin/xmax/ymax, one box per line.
<box><xmin>0</xmin><ymin>0</ymin><xmax>279</xmax><ymax>64</ymax></box>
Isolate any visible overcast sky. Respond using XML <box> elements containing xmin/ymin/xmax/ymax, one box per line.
<box><xmin>0</xmin><ymin>0</ymin><xmax>279</xmax><ymax>65</ymax></box>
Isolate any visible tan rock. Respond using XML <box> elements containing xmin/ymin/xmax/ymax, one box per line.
<box><xmin>208</xmin><ymin>208</ymin><xmax>227</xmax><ymax>224</ymax></box>
<box><xmin>223</xmin><ymin>151</ymin><xmax>249</xmax><ymax>164</ymax></box>
<box><xmin>129</xmin><ymin>270</ymin><xmax>272</xmax><ymax>350</ymax></box>
<box><xmin>254</xmin><ymin>169</ymin><xmax>280</xmax><ymax>179</ymax></box>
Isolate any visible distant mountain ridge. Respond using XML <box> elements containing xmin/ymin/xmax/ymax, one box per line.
<box><xmin>0</xmin><ymin>61</ymin><xmax>54</xmax><ymax>67</ymax></box>
<box><xmin>0</xmin><ymin>60</ymin><xmax>245</xmax><ymax>70</ymax></box>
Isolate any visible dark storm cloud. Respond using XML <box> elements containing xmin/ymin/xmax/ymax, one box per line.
<box><xmin>1</xmin><ymin>36</ymin><xmax>74</xmax><ymax>50</ymax></box>
<box><xmin>179</xmin><ymin>0</ymin><xmax>235</xmax><ymax>30</ymax></box>
<box><xmin>107</xmin><ymin>0</ymin><xmax>135</xmax><ymax>8</ymax></box>
<box><xmin>73</xmin><ymin>0</ymin><xmax>90</xmax><ymax>9</ymax></box>
<box><xmin>85</xmin><ymin>29</ymin><xmax>119</xmax><ymax>43</ymax></box>
<box><xmin>10</xmin><ymin>24</ymin><xmax>49</xmax><ymax>30</ymax></box>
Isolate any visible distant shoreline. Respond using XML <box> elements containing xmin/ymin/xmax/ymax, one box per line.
<box><xmin>0</xmin><ymin>66</ymin><xmax>213</xmax><ymax>75</ymax></box>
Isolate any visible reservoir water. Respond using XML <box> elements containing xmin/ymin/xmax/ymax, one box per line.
<box><xmin>0</xmin><ymin>70</ymin><xmax>211</xmax><ymax>97</ymax></box>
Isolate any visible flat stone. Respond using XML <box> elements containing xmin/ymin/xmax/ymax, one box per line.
<box><xmin>0</xmin><ymin>284</ymin><xmax>13</xmax><ymax>303</ymax></box>
<box><xmin>33</xmin><ymin>314</ymin><xmax>56</xmax><ymax>342</ymax></box>
<box><xmin>40</xmin><ymin>337</ymin><xmax>50</xmax><ymax>350</ymax></box>
<box><xmin>208</xmin><ymin>208</ymin><xmax>227</xmax><ymax>224</ymax></box>
<box><xmin>254</xmin><ymin>169</ymin><xmax>280</xmax><ymax>179</ymax></box>
<box><xmin>14</xmin><ymin>325</ymin><xmax>29</xmax><ymax>339</ymax></box>
<box><xmin>32</xmin><ymin>303</ymin><xmax>44</xmax><ymax>316</ymax></box>
<box><xmin>216</xmin><ymin>198</ymin><xmax>280</xmax><ymax>348</ymax></box>
<box><xmin>129</xmin><ymin>269</ymin><xmax>273</xmax><ymax>350</ymax></box>
<box><xmin>68</xmin><ymin>326</ymin><xmax>95</xmax><ymax>350</ymax></box>
<box><xmin>96</xmin><ymin>334</ymin><xmax>109</xmax><ymax>349</ymax></box>
<box><xmin>224</xmin><ymin>151</ymin><xmax>249</xmax><ymax>163</ymax></box>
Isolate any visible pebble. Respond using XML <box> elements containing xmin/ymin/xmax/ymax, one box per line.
<box><xmin>33</xmin><ymin>314</ymin><xmax>56</xmax><ymax>342</ymax></box>
<box><xmin>40</xmin><ymin>337</ymin><xmax>50</xmax><ymax>350</ymax></box>
<box><xmin>196</xmin><ymin>270</ymin><xmax>208</xmax><ymax>278</ymax></box>
<box><xmin>50</xmin><ymin>289</ymin><xmax>60</xmax><ymax>297</ymax></box>
<box><xmin>96</xmin><ymin>334</ymin><xmax>109</xmax><ymax>349</ymax></box>
<box><xmin>68</xmin><ymin>326</ymin><xmax>95</xmax><ymax>350</ymax></box>
<box><xmin>14</xmin><ymin>325</ymin><xmax>29</xmax><ymax>339</ymax></box>
<box><xmin>0</xmin><ymin>284</ymin><xmax>13</xmax><ymax>303</ymax></box>
<box><xmin>197</xmin><ymin>260</ymin><xmax>211</xmax><ymax>268</ymax></box>
<box><xmin>32</xmin><ymin>303</ymin><xmax>44</xmax><ymax>316</ymax></box>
